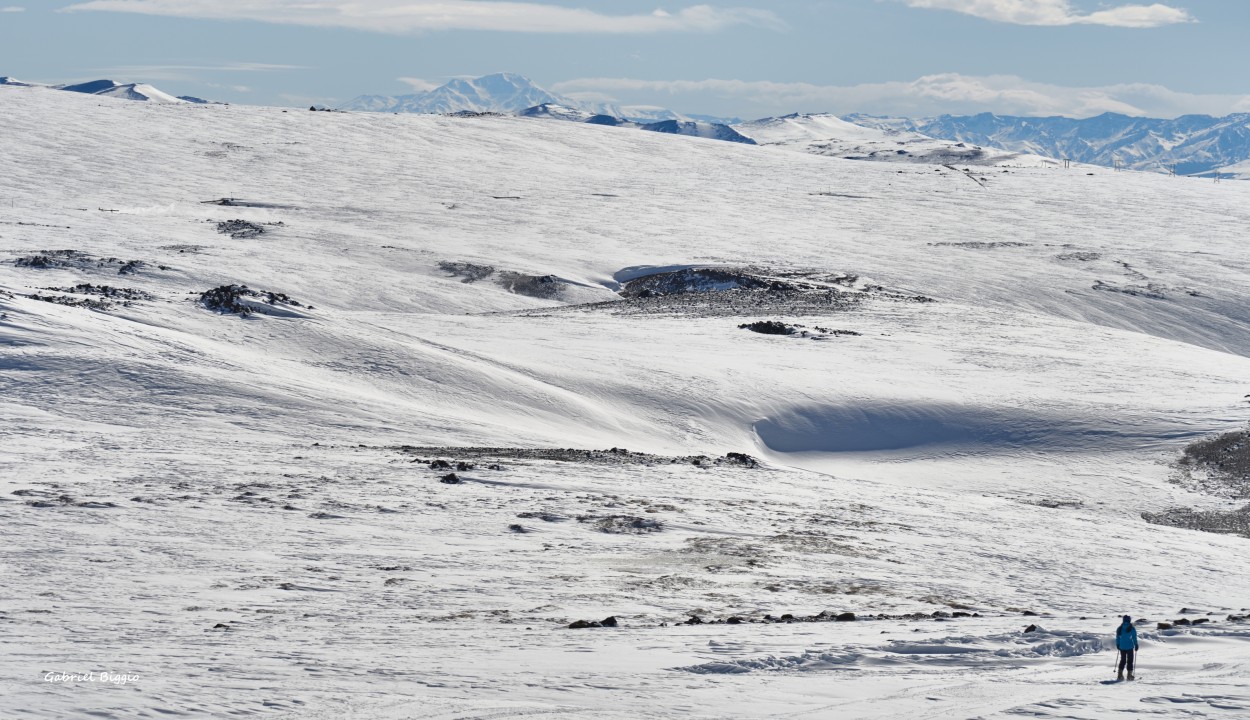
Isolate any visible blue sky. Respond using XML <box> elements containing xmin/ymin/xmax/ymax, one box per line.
<box><xmin>2</xmin><ymin>1</ymin><xmax>1247</xmax><ymax>118</ymax></box>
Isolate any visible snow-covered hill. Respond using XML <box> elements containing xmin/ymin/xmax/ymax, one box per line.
<box><xmin>737</xmin><ymin>113</ymin><xmax>1062</xmax><ymax>167</ymax></box>
<box><xmin>521</xmin><ymin>102</ymin><xmax>756</xmax><ymax>144</ymax></box>
<box><xmin>59</xmin><ymin>78</ymin><xmax>187</xmax><ymax>103</ymax></box>
<box><xmin>4</xmin><ymin>83</ymin><xmax>1250</xmax><ymax>719</ymax></box>
<box><xmin>5</xmin><ymin>76</ymin><xmax>191</xmax><ymax>103</ymax></box>
<box><xmin>849</xmin><ymin>111</ymin><xmax>1250</xmax><ymax>178</ymax></box>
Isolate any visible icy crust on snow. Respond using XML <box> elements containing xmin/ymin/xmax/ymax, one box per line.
<box><xmin>4</xmin><ymin>86</ymin><xmax>1250</xmax><ymax>718</ymax></box>
<box><xmin>679</xmin><ymin>629</ymin><xmax>1110</xmax><ymax>674</ymax></box>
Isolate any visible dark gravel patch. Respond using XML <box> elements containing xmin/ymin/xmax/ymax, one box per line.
<box><xmin>14</xmin><ymin>249</ymin><xmax>166</xmax><ymax>275</ymax></box>
<box><xmin>393</xmin><ymin>446</ymin><xmax>760</xmax><ymax>468</ymax></box>
<box><xmin>1143</xmin><ymin>506</ymin><xmax>1250</xmax><ymax>538</ymax></box>
<box><xmin>1177</xmin><ymin>428</ymin><xmax>1250</xmax><ymax>498</ymax></box>
<box><xmin>439</xmin><ymin>261</ymin><xmax>496</xmax><ymax>283</ymax></box>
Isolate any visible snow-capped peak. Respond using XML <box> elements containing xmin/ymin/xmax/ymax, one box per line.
<box><xmin>341</xmin><ymin>73</ymin><xmax>573</xmax><ymax>114</ymax></box>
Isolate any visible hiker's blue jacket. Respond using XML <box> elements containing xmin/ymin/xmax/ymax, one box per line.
<box><xmin>1116</xmin><ymin>623</ymin><xmax>1138</xmax><ymax>651</ymax></box>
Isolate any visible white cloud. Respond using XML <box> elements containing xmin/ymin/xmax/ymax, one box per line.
<box><xmin>900</xmin><ymin>0</ymin><xmax>1194</xmax><ymax>28</ymax></box>
<box><xmin>206</xmin><ymin>82</ymin><xmax>253</xmax><ymax>93</ymax></box>
<box><xmin>397</xmin><ymin>77</ymin><xmax>441</xmax><ymax>92</ymax></box>
<box><xmin>552</xmin><ymin>74</ymin><xmax>1250</xmax><ymax>119</ymax></box>
<box><xmin>61</xmin><ymin>1</ymin><xmax>785</xmax><ymax>34</ymax></box>
<box><xmin>87</xmin><ymin>62</ymin><xmax>306</xmax><ymax>82</ymax></box>
<box><xmin>1</xmin><ymin>5</ymin><xmax>26</xmax><ymax>11</ymax></box>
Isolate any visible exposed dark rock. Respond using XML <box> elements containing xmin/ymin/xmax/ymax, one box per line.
<box><xmin>394</xmin><ymin>445</ymin><xmax>765</xmax><ymax>469</ymax></box>
<box><xmin>216</xmin><ymin>219</ymin><xmax>268</xmax><ymax>239</ymax></box>
<box><xmin>199</xmin><ymin>284</ymin><xmax>305</xmax><ymax>317</ymax></box>
<box><xmin>723</xmin><ymin>452</ymin><xmax>759</xmax><ymax>467</ymax></box>
<box><xmin>1092</xmin><ymin>280</ymin><xmax>1167</xmax><ymax>300</ymax></box>
<box><xmin>835</xmin><ymin>612</ymin><xmax>857</xmax><ymax>622</ymax></box>
<box><xmin>587</xmin><ymin>515</ymin><xmax>662</xmax><ymax>534</ymax></box>
<box><xmin>739</xmin><ymin>320</ymin><xmax>793</xmax><ymax>335</ymax></box>
<box><xmin>1024</xmin><ymin>624</ymin><xmax>1039</xmax><ymax>633</ymax></box>
<box><xmin>439</xmin><ymin>473</ymin><xmax>462</xmax><ymax>484</ymax></box>
<box><xmin>439</xmin><ymin>261</ymin><xmax>495</xmax><ymax>283</ymax></box>
<box><xmin>42</xmin><ymin>284</ymin><xmax>153</xmax><ymax>302</ymax></box>
<box><xmin>1158</xmin><ymin>622</ymin><xmax>1174</xmax><ymax>630</ymax></box>
<box><xmin>15</xmin><ymin>250</ymin><xmax>83</xmax><ymax>268</ymax></box>
<box><xmin>600</xmin><ymin>616</ymin><xmax>619</xmax><ymax>628</ymax></box>
<box><xmin>26</xmin><ymin>293</ymin><xmax>113</xmax><ymax>311</ymax></box>
<box><xmin>931</xmin><ymin>241</ymin><xmax>1029</xmax><ymax>250</ymax></box>
<box><xmin>516</xmin><ymin>511</ymin><xmax>567</xmax><ymax>523</ymax></box>
<box><xmin>497</xmin><ymin>271</ymin><xmax>565</xmax><ymax>300</ymax></box>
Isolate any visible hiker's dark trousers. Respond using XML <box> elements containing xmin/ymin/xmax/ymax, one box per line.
<box><xmin>1118</xmin><ymin>650</ymin><xmax>1135</xmax><ymax>675</ymax></box>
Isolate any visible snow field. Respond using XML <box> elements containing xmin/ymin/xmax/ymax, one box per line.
<box><xmin>3</xmin><ymin>85</ymin><xmax>1250</xmax><ymax>718</ymax></box>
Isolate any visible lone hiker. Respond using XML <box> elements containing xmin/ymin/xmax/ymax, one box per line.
<box><xmin>1116</xmin><ymin>615</ymin><xmax>1139</xmax><ymax>681</ymax></box>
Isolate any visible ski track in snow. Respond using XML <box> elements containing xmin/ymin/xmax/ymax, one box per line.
<box><xmin>2</xmin><ymin>86</ymin><xmax>1250</xmax><ymax>718</ymax></box>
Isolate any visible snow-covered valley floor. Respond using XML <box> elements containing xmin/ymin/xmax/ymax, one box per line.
<box><xmin>3</xmin><ymin>86</ymin><xmax>1250</xmax><ymax>718</ymax></box>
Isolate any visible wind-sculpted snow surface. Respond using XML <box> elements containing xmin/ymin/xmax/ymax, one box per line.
<box><xmin>4</xmin><ymin>84</ymin><xmax>1250</xmax><ymax>718</ymax></box>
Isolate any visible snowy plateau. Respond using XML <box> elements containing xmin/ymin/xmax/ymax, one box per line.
<box><xmin>3</xmin><ymin>84</ymin><xmax>1250</xmax><ymax>720</ymax></box>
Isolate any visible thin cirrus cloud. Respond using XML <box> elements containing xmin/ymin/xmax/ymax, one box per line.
<box><xmin>398</xmin><ymin>77</ymin><xmax>442</xmax><ymax>92</ymax></box>
<box><xmin>552</xmin><ymin>75</ymin><xmax>1250</xmax><ymax>118</ymax></box>
<box><xmin>86</xmin><ymin>62</ymin><xmax>307</xmax><ymax>82</ymax></box>
<box><xmin>1</xmin><ymin>5</ymin><xmax>26</xmax><ymax>11</ymax></box>
<box><xmin>899</xmin><ymin>0</ymin><xmax>1194</xmax><ymax>28</ymax></box>
<box><xmin>60</xmin><ymin>1</ymin><xmax>786</xmax><ymax>34</ymax></box>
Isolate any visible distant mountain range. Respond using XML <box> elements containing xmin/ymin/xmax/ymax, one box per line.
<box><xmin>846</xmin><ymin>112</ymin><xmax>1250</xmax><ymax>179</ymax></box>
<box><xmin>344</xmin><ymin>73</ymin><xmax>563</xmax><ymax>115</ymax></box>
<box><xmin>340</xmin><ymin>72</ymin><xmax>737</xmax><ymax>124</ymax></box>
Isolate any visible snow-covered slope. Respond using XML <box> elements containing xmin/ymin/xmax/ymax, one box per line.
<box><xmin>4</xmin><ymin>83</ymin><xmax>1250</xmax><ymax>719</ymax></box>
<box><xmin>738</xmin><ymin>113</ymin><xmax>1061</xmax><ymax>167</ymax></box>
<box><xmin>849</xmin><ymin>111</ymin><xmax>1250</xmax><ymax>177</ymax></box>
